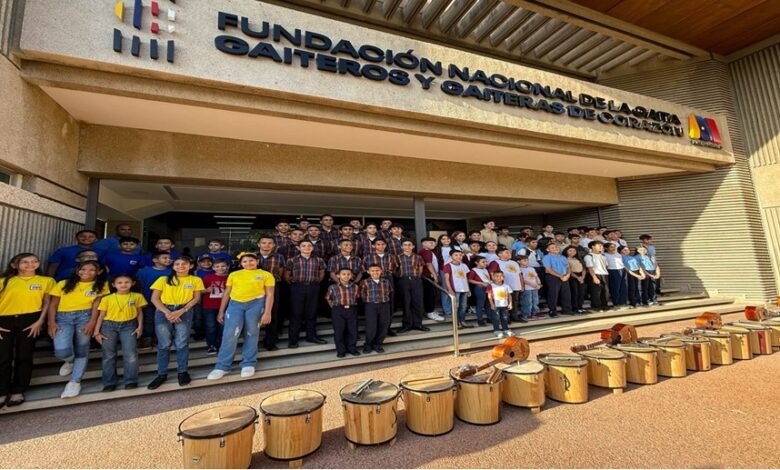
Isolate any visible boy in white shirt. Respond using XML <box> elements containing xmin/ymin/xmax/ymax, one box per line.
<box><xmin>584</xmin><ymin>240</ymin><xmax>609</xmax><ymax>311</ymax></box>
<box><xmin>443</xmin><ymin>250</ymin><xmax>472</xmax><ymax>329</ymax></box>
<box><xmin>480</xmin><ymin>241</ymin><xmax>500</xmax><ymax>265</ymax></box>
<box><xmin>467</xmin><ymin>256</ymin><xmax>491</xmax><ymax>326</ymax></box>
<box><xmin>487</xmin><ymin>271</ymin><xmax>514</xmax><ymax>338</ymax></box>
<box><xmin>488</xmin><ymin>248</ymin><xmax>526</xmax><ymax>323</ymax></box>
<box><xmin>517</xmin><ymin>255</ymin><xmax>541</xmax><ymax>319</ymax></box>
<box><xmin>605</xmin><ymin>242</ymin><xmax>627</xmax><ymax>307</ymax></box>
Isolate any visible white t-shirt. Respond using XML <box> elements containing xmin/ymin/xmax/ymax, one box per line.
<box><xmin>488</xmin><ymin>283</ymin><xmax>513</xmax><ymax>308</ymax></box>
<box><xmin>580</xmin><ymin>237</ymin><xmax>593</xmax><ymax>248</ymax></box>
<box><xmin>444</xmin><ymin>262</ymin><xmax>470</xmax><ymax>293</ymax></box>
<box><xmin>494</xmin><ymin>259</ymin><xmax>522</xmax><ymax>291</ymax></box>
<box><xmin>440</xmin><ymin>247</ymin><xmax>452</xmax><ymax>265</ymax></box>
<box><xmin>518</xmin><ymin>248</ymin><xmax>540</xmax><ymax>267</ymax></box>
<box><xmin>519</xmin><ymin>266</ymin><xmax>541</xmax><ymax>289</ymax></box>
<box><xmin>605</xmin><ymin>253</ymin><xmax>625</xmax><ymax>270</ymax></box>
<box><xmin>584</xmin><ymin>253</ymin><xmax>609</xmax><ymax>275</ymax></box>
<box><xmin>480</xmin><ymin>252</ymin><xmax>499</xmax><ymax>264</ymax></box>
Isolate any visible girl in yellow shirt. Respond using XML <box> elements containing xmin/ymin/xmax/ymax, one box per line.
<box><xmin>148</xmin><ymin>257</ymin><xmax>203</xmax><ymax>390</ymax></box>
<box><xmin>47</xmin><ymin>260</ymin><xmax>108</xmax><ymax>398</ymax></box>
<box><xmin>0</xmin><ymin>253</ymin><xmax>55</xmax><ymax>408</ymax></box>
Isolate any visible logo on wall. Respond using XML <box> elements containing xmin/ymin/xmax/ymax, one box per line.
<box><xmin>113</xmin><ymin>0</ymin><xmax>177</xmax><ymax>63</ymax></box>
<box><xmin>688</xmin><ymin>114</ymin><xmax>722</xmax><ymax>149</ymax></box>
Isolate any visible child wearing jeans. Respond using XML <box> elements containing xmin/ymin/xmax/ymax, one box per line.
<box><xmin>201</xmin><ymin>259</ymin><xmax>229</xmax><ymax>355</ymax></box>
<box><xmin>517</xmin><ymin>255</ymin><xmax>541</xmax><ymax>319</ymax></box>
<box><xmin>487</xmin><ymin>271</ymin><xmax>514</xmax><ymax>338</ymax></box>
<box><xmin>94</xmin><ymin>274</ymin><xmax>146</xmax><ymax>391</ymax></box>
<box><xmin>467</xmin><ymin>256</ymin><xmax>491</xmax><ymax>326</ymax></box>
<box><xmin>621</xmin><ymin>245</ymin><xmax>645</xmax><ymax>308</ymax></box>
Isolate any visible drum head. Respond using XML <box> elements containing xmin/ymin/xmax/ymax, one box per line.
<box><xmin>577</xmin><ymin>347</ymin><xmax>626</xmax><ymax>360</ymax></box>
<box><xmin>340</xmin><ymin>380</ymin><xmax>400</xmax><ymax>404</ymax></box>
<box><xmin>613</xmin><ymin>342</ymin><xmax>658</xmax><ymax>353</ymax></box>
<box><xmin>400</xmin><ymin>373</ymin><xmax>454</xmax><ymax>392</ymax></box>
<box><xmin>179</xmin><ymin>405</ymin><xmax>257</xmax><ymax>439</ymax></box>
<box><xmin>260</xmin><ymin>389</ymin><xmax>325</xmax><ymax>416</ymax></box>
<box><xmin>669</xmin><ymin>334</ymin><xmax>710</xmax><ymax>344</ymax></box>
<box><xmin>640</xmin><ymin>337</ymin><xmax>685</xmax><ymax>348</ymax></box>
<box><xmin>498</xmin><ymin>360</ymin><xmax>544</xmax><ymax>375</ymax></box>
<box><xmin>731</xmin><ymin>322</ymin><xmax>771</xmax><ymax>331</ymax></box>
<box><xmin>449</xmin><ymin>367</ymin><xmax>500</xmax><ymax>383</ymax></box>
<box><xmin>537</xmin><ymin>353</ymin><xmax>587</xmax><ymax>368</ymax></box>
<box><xmin>719</xmin><ymin>325</ymin><xmax>749</xmax><ymax>334</ymax></box>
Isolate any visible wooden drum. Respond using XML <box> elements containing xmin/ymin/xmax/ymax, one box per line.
<box><xmin>677</xmin><ymin>335</ymin><xmax>712</xmax><ymax>371</ymax></box>
<box><xmin>742</xmin><ymin>320</ymin><xmax>780</xmax><ymax>350</ymax></box>
<box><xmin>641</xmin><ymin>337</ymin><xmax>687</xmax><ymax>378</ymax></box>
<box><xmin>720</xmin><ymin>325</ymin><xmax>753</xmax><ymax>360</ymax></box>
<box><xmin>340</xmin><ymin>380</ymin><xmax>400</xmax><ymax>447</ymax></box>
<box><xmin>449</xmin><ymin>367</ymin><xmax>504</xmax><ymax>425</ymax></box>
<box><xmin>399</xmin><ymin>374</ymin><xmax>455</xmax><ymax>436</ymax></box>
<box><xmin>731</xmin><ymin>322</ymin><xmax>773</xmax><ymax>355</ymax></box>
<box><xmin>537</xmin><ymin>353</ymin><xmax>588</xmax><ymax>404</ymax></box>
<box><xmin>497</xmin><ymin>361</ymin><xmax>545</xmax><ymax>413</ymax></box>
<box><xmin>259</xmin><ymin>390</ymin><xmax>325</xmax><ymax>466</ymax></box>
<box><xmin>690</xmin><ymin>330</ymin><xmax>733</xmax><ymax>365</ymax></box>
<box><xmin>577</xmin><ymin>348</ymin><xmax>627</xmax><ymax>394</ymax></box>
<box><xmin>178</xmin><ymin>405</ymin><xmax>258</xmax><ymax>469</ymax></box>
<box><xmin>612</xmin><ymin>343</ymin><xmax>658</xmax><ymax>385</ymax></box>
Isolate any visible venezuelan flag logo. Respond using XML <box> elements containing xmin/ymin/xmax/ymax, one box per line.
<box><xmin>688</xmin><ymin>114</ymin><xmax>722</xmax><ymax>145</ymax></box>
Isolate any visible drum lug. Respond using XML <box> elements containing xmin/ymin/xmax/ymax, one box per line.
<box><xmin>489</xmin><ymin>385</ymin><xmax>493</xmax><ymax>393</ymax></box>
<box><xmin>562</xmin><ymin>375</ymin><xmax>571</xmax><ymax>391</ymax></box>
<box><xmin>219</xmin><ymin>437</ymin><xmax>226</xmax><ymax>448</ymax></box>
<box><xmin>191</xmin><ymin>456</ymin><xmax>201</xmax><ymax>464</ymax></box>
<box><xmin>342</xmin><ymin>403</ymin><xmax>347</xmax><ymax>411</ymax></box>
<box><xmin>392</xmin><ymin>407</ymin><xmax>397</xmax><ymax>425</ymax></box>
<box><xmin>264</xmin><ymin>415</ymin><xmax>271</xmax><ymax>426</ymax></box>
<box><xmin>375</xmin><ymin>405</ymin><xmax>381</xmax><ymax>414</ymax></box>
<box><xmin>176</xmin><ymin>433</ymin><xmax>183</xmax><ymax>444</ymax></box>
<box><xmin>426</xmin><ymin>394</ymin><xmax>431</xmax><ymax>403</ymax></box>
<box><xmin>305</xmin><ymin>413</ymin><xmax>311</xmax><ymax>424</ymax></box>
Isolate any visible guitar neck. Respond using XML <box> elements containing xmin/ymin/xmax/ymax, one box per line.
<box><xmin>571</xmin><ymin>339</ymin><xmax>607</xmax><ymax>352</ymax></box>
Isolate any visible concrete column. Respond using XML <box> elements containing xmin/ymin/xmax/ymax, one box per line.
<box><xmin>85</xmin><ymin>177</ymin><xmax>100</xmax><ymax>231</ymax></box>
<box><xmin>413</xmin><ymin>197</ymin><xmax>426</xmax><ymax>247</ymax></box>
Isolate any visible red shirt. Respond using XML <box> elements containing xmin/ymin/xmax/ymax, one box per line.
<box><xmin>202</xmin><ymin>273</ymin><xmax>228</xmax><ymax>309</ymax></box>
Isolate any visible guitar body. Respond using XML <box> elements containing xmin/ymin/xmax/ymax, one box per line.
<box><xmin>456</xmin><ymin>337</ymin><xmax>530</xmax><ymax>379</ymax></box>
<box><xmin>744</xmin><ymin>306</ymin><xmax>767</xmax><ymax>322</ymax></box>
<box><xmin>571</xmin><ymin>324</ymin><xmax>637</xmax><ymax>352</ymax></box>
<box><xmin>694</xmin><ymin>312</ymin><xmax>723</xmax><ymax>330</ymax></box>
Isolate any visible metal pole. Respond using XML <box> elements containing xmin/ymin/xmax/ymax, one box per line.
<box><xmin>413</xmin><ymin>197</ymin><xmax>426</xmax><ymax>247</ymax></box>
<box><xmin>85</xmin><ymin>178</ymin><xmax>100</xmax><ymax>231</ymax></box>
<box><xmin>451</xmin><ymin>292</ymin><xmax>460</xmax><ymax>357</ymax></box>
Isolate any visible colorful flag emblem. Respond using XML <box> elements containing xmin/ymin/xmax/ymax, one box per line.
<box><xmin>688</xmin><ymin>114</ymin><xmax>722</xmax><ymax>145</ymax></box>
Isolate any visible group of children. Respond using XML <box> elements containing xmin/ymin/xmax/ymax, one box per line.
<box><xmin>0</xmin><ymin>218</ymin><xmax>661</xmax><ymax>406</ymax></box>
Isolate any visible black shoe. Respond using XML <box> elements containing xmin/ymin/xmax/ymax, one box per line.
<box><xmin>549</xmin><ymin>313</ymin><xmax>559</xmax><ymax>318</ymax></box>
<box><xmin>517</xmin><ymin>317</ymin><xmax>529</xmax><ymax>323</ymax></box>
<box><xmin>337</xmin><ymin>352</ymin><xmax>346</xmax><ymax>358</ymax></box>
<box><xmin>306</xmin><ymin>337</ymin><xmax>327</xmax><ymax>345</ymax></box>
<box><xmin>396</xmin><ymin>327</ymin><xmax>412</xmax><ymax>333</ymax></box>
<box><xmin>374</xmin><ymin>346</ymin><xmax>385</xmax><ymax>353</ymax></box>
<box><xmin>413</xmin><ymin>326</ymin><xmax>431</xmax><ymax>332</ymax></box>
<box><xmin>265</xmin><ymin>344</ymin><xmax>279</xmax><ymax>351</ymax></box>
<box><xmin>363</xmin><ymin>347</ymin><xmax>373</xmax><ymax>354</ymax></box>
<box><xmin>288</xmin><ymin>342</ymin><xmax>299</xmax><ymax>349</ymax></box>
<box><xmin>386</xmin><ymin>329</ymin><xmax>397</xmax><ymax>337</ymax></box>
<box><xmin>207</xmin><ymin>346</ymin><xmax>218</xmax><ymax>355</ymax></box>
<box><xmin>349</xmin><ymin>350</ymin><xmax>362</xmax><ymax>356</ymax></box>
<box><xmin>6</xmin><ymin>395</ymin><xmax>25</xmax><ymax>406</ymax></box>
<box><xmin>178</xmin><ymin>372</ymin><xmax>191</xmax><ymax>386</ymax></box>
<box><xmin>147</xmin><ymin>375</ymin><xmax>167</xmax><ymax>390</ymax></box>
<box><xmin>458</xmin><ymin>322</ymin><xmax>475</xmax><ymax>329</ymax></box>
<box><xmin>477</xmin><ymin>320</ymin><xmax>486</xmax><ymax>327</ymax></box>
<box><xmin>124</xmin><ymin>383</ymin><xmax>138</xmax><ymax>390</ymax></box>
<box><xmin>102</xmin><ymin>384</ymin><xmax>116</xmax><ymax>392</ymax></box>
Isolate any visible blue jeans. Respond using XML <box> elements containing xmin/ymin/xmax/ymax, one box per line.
<box><xmin>520</xmin><ymin>290</ymin><xmax>540</xmax><ymax>318</ymax></box>
<box><xmin>100</xmin><ymin>319</ymin><xmax>139</xmax><ymax>386</ymax></box>
<box><xmin>492</xmin><ymin>306</ymin><xmax>510</xmax><ymax>332</ymax></box>
<box><xmin>453</xmin><ymin>291</ymin><xmax>468</xmax><ymax>323</ymax></box>
<box><xmin>202</xmin><ymin>308</ymin><xmax>223</xmax><ymax>349</ymax></box>
<box><xmin>608</xmin><ymin>269</ymin><xmax>628</xmax><ymax>306</ymax></box>
<box><xmin>155</xmin><ymin>306</ymin><xmax>193</xmax><ymax>374</ymax></box>
<box><xmin>439</xmin><ymin>271</ymin><xmax>452</xmax><ymax>316</ymax></box>
<box><xmin>215</xmin><ymin>297</ymin><xmax>265</xmax><ymax>371</ymax></box>
<box><xmin>53</xmin><ymin>309</ymin><xmax>92</xmax><ymax>383</ymax></box>
<box><xmin>141</xmin><ymin>305</ymin><xmax>156</xmax><ymax>339</ymax></box>
<box><xmin>473</xmin><ymin>285</ymin><xmax>489</xmax><ymax>322</ymax></box>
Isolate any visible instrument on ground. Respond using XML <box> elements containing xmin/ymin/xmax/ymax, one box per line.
<box><xmin>693</xmin><ymin>311</ymin><xmax>723</xmax><ymax>330</ymax></box>
<box><xmin>576</xmin><ymin>347</ymin><xmax>627</xmax><ymax>394</ymax></box>
<box><xmin>684</xmin><ymin>329</ymin><xmax>733</xmax><ymax>365</ymax></box>
<box><xmin>340</xmin><ymin>380</ymin><xmax>400</xmax><ymax>448</ymax></box>
<box><xmin>729</xmin><ymin>322</ymin><xmax>773</xmax><ymax>355</ymax></box>
<box><xmin>744</xmin><ymin>305</ymin><xmax>770</xmax><ymax>322</ymax></box>
<box><xmin>570</xmin><ymin>323</ymin><xmax>638</xmax><ymax>352</ymax></box>
<box><xmin>178</xmin><ymin>405</ymin><xmax>258</xmax><ymax>469</ymax></box>
<box><xmin>259</xmin><ymin>390</ymin><xmax>325</xmax><ymax>468</ymax></box>
<box><xmin>719</xmin><ymin>325</ymin><xmax>754</xmax><ymax>360</ymax></box>
<box><xmin>665</xmin><ymin>333</ymin><xmax>712</xmax><ymax>371</ymax></box>
<box><xmin>640</xmin><ymin>337</ymin><xmax>687</xmax><ymax>378</ymax></box>
<box><xmin>496</xmin><ymin>361</ymin><xmax>545</xmax><ymax>413</ymax></box>
<box><xmin>738</xmin><ymin>320</ymin><xmax>780</xmax><ymax>350</ymax></box>
<box><xmin>537</xmin><ymin>353</ymin><xmax>588</xmax><ymax>404</ymax></box>
<box><xmin>399</xmin><ymin>374</ymin><xmax>455</xmax><ymax>436</ymax></box>
<box><xmin>454</xmin><ymin>337</ymin><xmax>529</xmax><ymax>380</ymax></box>
<box><xmin>611</xmin><ymin>343</ymin><xmax>659</xmax><ymax>384</ymax></box>
<box><xmin>449</xmin><ymin>367</ymin><xmax>504</xmax><ymax>425</ymax></box>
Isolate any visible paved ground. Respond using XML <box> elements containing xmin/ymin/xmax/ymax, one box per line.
<box><xmin>0</xmin><ymin>312</ymin><xmax>778</xmax><ymax>468</ymax></box>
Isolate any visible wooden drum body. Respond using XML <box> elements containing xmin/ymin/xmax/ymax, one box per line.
<box><xmin>731</xmin><ymin>323</ymin><xmax>773</xmax><ymax>355</ymax></box>
<box><xmin>612</xmin><ymin>343</ymin><xmax>658</xmax><ymax>385</ymax></box>
<box><xmin>537</xmin><ymin>353</ymin><xmax>588</xmax><ymax>404</ymax></box>
<box><xmin>340</xmin><ymin>380</ymin><xmax>400</xmax><ymax>447</ymax></box>
<box><xmin>497</xmin><ymin>361</ymin><xmax>545</xmax><ymax>413</ymax></box>
<box><xmin>178</xmin><ymin>405</ymin><xmax>258</xmax><ymax>469</ymax></box>
<box><xmin>399</xmin><ymin>374</ymin><xmax>455</xmax><ymax>436</ymax></box>
<box><xmin>666</xmin><ymin>334</ymin><xmax>712</xmax><ymax>371</ymax></box>
<box><xmin>641</xmin><ymin>338</ymin><xmax>687</xmax><ymax>378</ymax></box>
<box><xmin>449</xmin><ymin>367</ymin><xmax>504</xmax><ymax>425</ymax></box>
<box><xmin>577</xmin><ymin>348</ymin><xmax>627</xmax><ymax>394</ymax></box>
<box><xmin>259</xmin><ymin>390</ymin><xmax>325</xmax><ymax>463</ymax></box>
<box><xmin>720</xmin><ymin>326</ymin><xmax>753</xmax><ymax>360</ymax></box>
<box><xmin>694</xmin><ymin>331</ymin><xmax>733</xmax><ymax>365</ymax></box>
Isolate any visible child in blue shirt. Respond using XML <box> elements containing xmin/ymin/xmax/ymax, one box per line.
<box><xmin>102</xmin><ymin>237</ymin><xmax>144</xmax><ymax>276</ymax></box>
<box><xmin>134</xmin><ymin>251</ymin><xmax>172</xmax><ymax>348</ymax></box>
<box><xmin>141</xmin><ymin>237</ymin><xmax>181</xmax><ymax>266</ymax></box>
<box><xmin>201</xmin><ymin>239</ymin><xmax>232</xmax><ymax>264</ymax></box>
<box><xmin>635</xmin><ymin>246</ymin><xmax>660</xmax><ymax>306</ymax></box>
<box><xmin>620</xmin><ymin>245</ymin><xmax>645</xmax><ymax>308</ymax></box>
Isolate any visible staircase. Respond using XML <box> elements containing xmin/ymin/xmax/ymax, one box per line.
<box><xmin>1</xmin><ymin>289</ymin><xmax>740</xmax><ymax>414</ymax></box>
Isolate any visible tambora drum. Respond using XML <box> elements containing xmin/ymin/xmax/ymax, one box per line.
<box><xmin>259</xmin><ymin>390</ymin><xmax>325</xmax><ymax>467</ymax></box>
<box><xmin>496</xmin><ymin>361</ymin><xmax>545</xmax><ymax>413</ymax></box>
<box><xmin>720</xmin><ymin>325</ymin><xmax>754</xmax><ymax>360</ymax></box>
<box><xmin>640</xmin><ymin>337</ymin><xmax>687</xmax><ymax>378</ymax></box>
<box><xmin>399</xmin><ymin>374</ymin><xmax>455</xmax><ymax>436</ymax></box>
<box><xmin>666</xmin><ymin>333</ymin><xmax>712</xmax><ymax>371</ymax></box>
<box><xmin>537</xmin><ymin>353</ymin><xmax>588</xmax><ymax>404</ymax></box>
<box><xmin>340</xmin><ymin>380</ymin><xmax>400</xmax><ymax>447</ymax></box>
<box><xmin>576</xmin><ymin>347</ymin><xmax>627</xmax><ymax>394</ymax></box>
<box><xmin>739</xmin><ymin>320</ymin><xmax>780</xmax><ymax>350</ymax></box>
<box><xmin>730</xmin><ymin>322</ymin><xmax>773</xmax><ymax>355</ymax></box>
<box><xmin>178</xmin><ymin>405</ymin><xmax>258</xmax><ymax>469</ymax></box>
<box><xmin>449</xmin><ymin>367</ymin><xmax>504</xmax><ymax>425</ymax></box>
<box><xmin>612</xmin><ymin>343</ymin><xmax>658</xmax><ymax>385</ymax></box>
<box><xmin>686</xmin><ymin>329</ymin><xmax>733</xmax><ymax>365</ymax></box>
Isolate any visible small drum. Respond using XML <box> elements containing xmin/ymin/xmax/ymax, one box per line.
<box><xmin>720</xmin><ymin>325</ymin><xmax>753</xmax><ymax>360</ymax></box>
<box><xmin>612</xmin><ymin>343</ymin><xmax>658</xmax><ymax>385</ymax></box>
<box><xmin>178</xmin><ymin>405</ymin><xmax>258</xmax><ymax>469</ymax></box>
<box><xmin>640</xmin><ymin>337</ymin><xmax>687</xmax><ymax>378</ymax></box>
<box><xmin>449</xmin><ymin>367</ymin><xmax>504</xmax><ymax>425</ymax></box>
<box><xmin>730</xmin><ymin>322</ymin><xmax>773</xmax><ymax>355</ymax></box>
<box><xmin>576</xmin><ymin>347</ymin><xmax>627</xmax><ymax>394</ymax></box>
<box><xmin>399</xmin><ymin>374</ymin><xmax>455</xmax><ymax>436</ymax></box>
<box><xmin>669</xmin><ymin>334</ymin><xmax>712</xmax><ymax>371</ymax></box>
<box><xmin>741</xmin><ymin>320</ymin><xmax>780</xmax><ymax>350</ymax></box>
<box><xmin>497</xmin><ymin>361</ymin><xmax>545</xmax><ymax>413</ymax></box>
<box><xmin>259</xmin><ymin>390</ymin><xmax>325</xmax><ymax>465</ymax></box>
<box><xmin>340</xmin><ymin>380</ymin><xmax>400</xmax><ymax>447</ymax></box>
<box><xmin>537</xmin><ymin>353</ymin><xmax>588</xmax><ymax>404</ymax></box>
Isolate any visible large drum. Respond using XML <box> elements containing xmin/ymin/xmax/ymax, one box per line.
<box><xmin>666</xmin><ymin>333</ymin><xmax>712</xmax><ymax>371</ymax></box>
<box><xmin>640</xmin><ymin>337</ymin><xmax>687</xmax><ymax>378</ymax></box>
<box><xmin>497</xmin><ymin>361</ymin><xmax>545</xmax><ymax>413</ymax></box>
<box><xmin>340</xmin><ymin>380</ymin><xmax>400</xmax><ymax>447</ymax></box>
<box><xmin>449</xmin><ymin>367</ymin><xmax>504</xmax><ymax>425</ymax></box>
<box><xmin>730</xmin><ymin>322</ymin><xmax>773</xmax><ymax>355</ymax></box>
<box><xmin>259</xmin><ymin>390</ymin><xmax>325</xmax><ymax>466</ymax></box>
<box><xmin>612</xmin><ymin>343</ymin><xmax>658</xmax><ymax>385</ymax></box>
<box><xmin>576</xmin><ymin>347</ymin><xmax>627</xmax><ymax>394</ymax></box>
<box><xmin>537</xmin><ymin>353</ymin><xmax>588</xmax><ymax>404</ymax></box>
<box><xmin>720</xmin><ymin>325</ymin><xmax>753</xmax><ymax>360</ymax></box>
<box><xmin>690</xmin><ymin>330</ymin><xmax>733</xmax><ymax>365</ymax></box>
<box><xmin>178</xmin><ymin>405</ymin><xmax>258</xmax><ymax>469</ymax></box>
<box><xmin>740</xmin><ymin>320</ymin><xmax>780</xmax><ymax>350</ymax></box>
<box><xmin>399</xmin><ymin>374</ymin><xmax>456</xmax><ymax>436</ymax></box>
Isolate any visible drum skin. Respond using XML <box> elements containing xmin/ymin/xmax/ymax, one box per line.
<box><xmin>612</xmin><ymin>344</ymin><xmax>658</xmax><ymax>385</ymax></box>
<box><xmin>399</xmin><ymin>374</ymin><xmax>455</xmax><ymax>436</ymax></box>
<box><xmin>537</xmin><ymin>354</ymin><xmax>588</xmax><ymax>404</ymax></box>
<box><xmin>497</xmin><ymin>361</ymin><xmax>545</xmax><ymax>410</ymax></box>
<box><xmin>178</xmin><ymin>405</ymin><xmax>257</xmax><ymax>469</ymax></box>
<box><xmin>449</xmin><ymin>367</ymin><xmax>503</xmax><ymax>425</ymax></box>
<box><xmin>340</xmin><ymin>381</ymin><xmax>400</xmax><ymax>446</ymax></box>
<box><xmin>577</xmin><ymin>348</ymin><xmax>627</xmax><ymax>390</ymax></box>
<box><xmin>260</xmin><ymin>390</ymin><xmax>325</xmax><ymax>461</ymax></box>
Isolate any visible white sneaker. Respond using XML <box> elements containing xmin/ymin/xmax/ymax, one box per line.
<box><xmin>207</xmin><ymin>369</ymin><xmax>226</xmax><ymax>380</ymax></box>
<box><xmin>60</xmin><ymin>381</ymin><xmax>81</xmax><ymax>399</ymax></box>
<box><xmin>59</xmin><ymin>361</ymin><xmax>74</xmax><ymax>377</ymax></box>
<box><xmin>427</xmin><ymin>312</ymin><xmax>445</xmax><ymax>321</ymax></box>
<box><xmin>240</xmin><ymin>367</ymin><xmax>255</xmax><ymax>378</ymax></box>
<box><xmin>504</xmin><ymin>330</ymin><xmax>515</xmax><ymax>337</ymax></box>
<box><xmin>494</xmin><ymin>331</ymin><xmax>505</xmax><ymax>338</ymax></box>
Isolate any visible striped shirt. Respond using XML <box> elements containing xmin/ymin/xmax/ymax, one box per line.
<box><xmin>379</xmin><ymin>229</ymin><xmax>391</xmax><ymax>241</ymax></box>
<box><xmin>285</xmin><ymin>255</ymin><xmax>325</xmax><ymax>283</ymax></box>
<box><xmin>395</xmin><ymin>253</ymin><xmax>424</xmax><ymax>278</ymax></box>
<box><xmin>308</xmin><ymin>239</ymin><xmax>332</xmax><ymax>260</ymax></box>
<box><xmin>330</xmin><ymin>237</ymin><xmax>363</xmax><ymax>258</ymax></box>
<box><xmin>327</xmin><ymin>254</ymin><xmax>363</xmax><ymax>276</ymax></box>
<box><xmin>274</xmin><ymin>234</ymin><xmax>290</xmax><ymax>254</ymax></box>
<box><xmin>386</xmin><ymin>237</ymin><xmax>406</xmax><ymax>256</ymax></box>
<box><xmin>320</xmin><ymin>228</ymin><xmax>339</xmax><ymax>244</ymax></box>
<box><xmin>360</xmin><ymin>277</ymin><xmax>393</xmax><ymax>303</ymax></box>
<box><xmin>258</xmin><ymin>253</ymin><xmax>286</xmax><ymax>281</ymax></box>
<box><xmin>359</xmin><ymin>235</ymin><xmax>380</xmax><ymax>257</ymax></box>
<box><xmin>363</xmin><ymin>253</ymin><xmax>397</xmax><ymax>278</ymax></box>
<box><xmin>326</xmin><ymin>282</ymin><xmax>359</xmax><ymax>307</ymax></box>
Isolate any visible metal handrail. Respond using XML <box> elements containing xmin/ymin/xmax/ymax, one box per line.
<box><xmin>422</xmin><ymin>276</ymin><xmax>460</xmax><ymax>357</ymax></box>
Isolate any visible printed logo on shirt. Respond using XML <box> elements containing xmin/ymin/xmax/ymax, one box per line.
<box><xmin>495</xmin><ymin>290</ymin><xmax>507</xmax><ymax>300</ymax></box>
<box><xmin>85</xmin><ymin>291</ymin><xmax>97</xmax><ymax>297</ymax></box>
<box><xmin>183</xmin><ymin>284</ymin><xmax>194</xmax><ymax>289</ymax></box>
<box><xmin>128</xmin><ymin>300</ymin><xmax>136</xmax><ymax>306</ymax></box>
<box><xmin>29</xmin><ymin>284</ymin><xmax>43</xmax><ymax>291</ymax></box>
<box><xmin>507</xmin><ymin>265</ymin><xmax>518</xmax><ymax>273</ymax></box>
<box><xmin>129</xmin><ymin>260</ymin><xmax>138</xmax><ymax>265</ymax></box>
<box><xmin>455</xmin><ymin>270</ymin><xmax>466</xmax><ymax>278</ymax></box>
<box><xmin>254</xmin><ymin>275</ymin><xmax>263</xmax><ymax>281</ymax></box>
